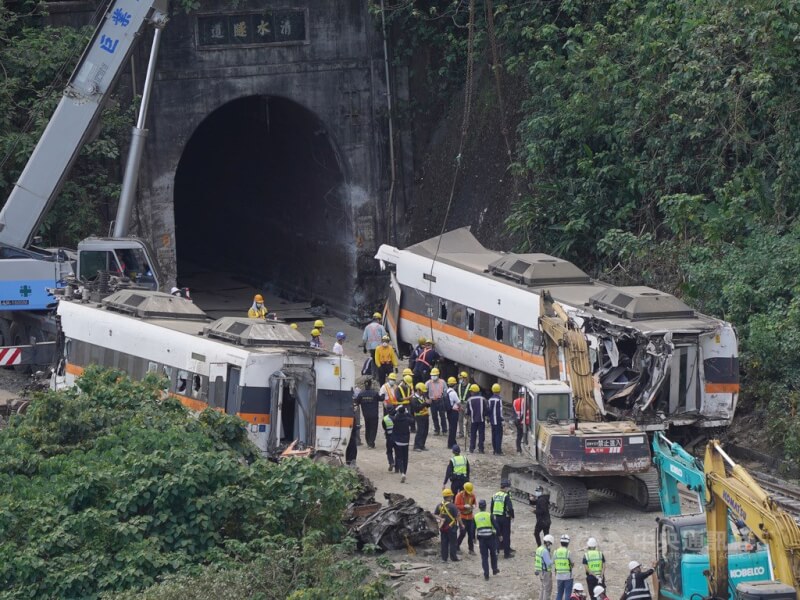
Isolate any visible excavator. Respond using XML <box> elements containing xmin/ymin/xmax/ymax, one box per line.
<box><xmin>501</xmin><ymin>291</ymin><xmax>659</xmax><ymax>517</ymax></box>
<box><xmin>702</xmin><ymin>440</ymin><xmax>799</xmax><ymax>600</ymax></box>
<box><xmin>652</xmin><ymin>433</ymin><xmax>772</xmax><ymax>600</ymax></box>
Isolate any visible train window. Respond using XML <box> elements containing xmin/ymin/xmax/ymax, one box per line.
<box><xmin>147</xmin><ymin>362</ymin><xmax>158</xmax><ymax>373</ymax></box>
<box><xmin>510</xmin><ymin>323</ymin><xmax>523</xmax><ymax>349</ymax></box>
<box><xmin>523</xmin><ymin>328</ymin><xmax>536</xmax><ymax>353</ymax></box>
<box><xmin>451</xmin><ymin>303</ymin><xmax>464</xmax><ymax>327</ymax></box>
<box><xmin>161</xmin><ymin>366</ymin><xmax>173</xmax><ymax>392</ymax></box>
<box><xmin>176</xmin><ymin>370</ymin><xmax>189</xmax><ymax>394</ymax></box>
<box><xmin>192</xmin><ymin>374</ymin><xmax>203</xmax><ymax>398</ymax></box>
<box><xmin>466</xmin><ymin>308</ymin><xmax>475</xmax><ymax>332</ymax></box>
<box><xmin>439</xmin><ymin>299</ymin><xmax>448</xmax><ymax>321</ymax></box>
<box><xmin>495</xmin><ymin>318</ymin><xmax>504</xmax><ymax>342</ymax></box>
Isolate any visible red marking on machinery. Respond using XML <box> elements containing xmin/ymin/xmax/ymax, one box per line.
<box><xmin>0</xmin><ymin>347</ymin><xmax>22</xmax><ymax>366</ymax></box>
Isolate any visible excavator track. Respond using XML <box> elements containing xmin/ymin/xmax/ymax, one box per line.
<box><xmin>594</xmin><ymin>469</ymin><xmax>661</xmax><ymax>512</ymax></box>
<box><xmin>501</xmin><ymin>463</ymin><xmax>589</xmax><ymax>518</ymax></box>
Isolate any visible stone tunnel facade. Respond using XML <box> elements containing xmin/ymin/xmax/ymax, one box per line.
<box><xmin>130</xmin><ymin>0</ymin><xmax>407</xmax><ymax>317</ymax></box>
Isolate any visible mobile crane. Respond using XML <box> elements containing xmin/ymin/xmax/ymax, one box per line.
<box><xmin>0</xmin><ymin>0</ymin><xmax>168</xmax><ymax>365</ymax></box>
<box><xmin>703</xmin><ymin>440</ymin><xmax>799</xmax><ymax>600</ymax></box>
<box><xmin>501</xmin><ymin>291</ymin><xmax>658</xmax><ymax>517</ymax></box>
<box><xmin>652</xmin><ymin>433</ymin><xmax>772</xmax><ymax>600</ymax></box>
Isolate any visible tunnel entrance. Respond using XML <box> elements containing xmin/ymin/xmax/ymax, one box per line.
<box><xmin>174</xmin><ymin>95</ymin><xmax>350</xmax><ymax>309</ymax></box>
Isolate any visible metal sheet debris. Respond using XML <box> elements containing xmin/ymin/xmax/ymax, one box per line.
<box><xmin>354</xmin><ymin>492</ymin><xmax>438</xmax><ymax>551</ymax></box>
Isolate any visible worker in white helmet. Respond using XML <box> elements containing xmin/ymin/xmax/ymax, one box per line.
<box><xmin>583</xmin><ymin>537</ymin><xmax>606</xmax><ymax>600</ymax></box>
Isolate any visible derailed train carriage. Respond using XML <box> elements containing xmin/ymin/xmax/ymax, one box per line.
<box><xmin>376</xmin><ymin>228</ymin><xmax>739</xmax><ymax>433</ymax></box>
<box><xmin>52</xmin><ymin>290</ymin><xmax>355</xmax><ymax>454</ymax></box>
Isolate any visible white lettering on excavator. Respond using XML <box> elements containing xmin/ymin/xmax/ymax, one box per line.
<box><xmin>723</xmin><ymin>489</ymin><xmax>747</xmax><ymax>522</ymax></box>
<box><xmin>730</xmin><ymin>566</ymin><xmax>765</xmax><ymax>578</ymax></box>
<box><xmin>669</xmin><ymin>464</ymin><xmax>684</xmax><ymax>478</ymax></box>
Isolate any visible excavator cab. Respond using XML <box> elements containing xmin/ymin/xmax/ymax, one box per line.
<box><xmin>528</xmin><ymin>380</ymin><xmax>574</xmax><ymax>425</ymax></box>
<box><xmin>77</xmin><ymin>237</ymin><xmax>161</xmax><ymax>290</ymax></box>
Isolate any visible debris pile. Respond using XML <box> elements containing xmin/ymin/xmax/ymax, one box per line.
<box><xmin>354</xmin><ymin>491</ymin><xmax>438</xmax><ymax>551</ymax></box>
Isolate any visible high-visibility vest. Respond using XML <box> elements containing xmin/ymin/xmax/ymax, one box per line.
<box><xmin>474</xmin><ymin>511</ymin><xmax>494</xmax><ymax>537</ymax></box>
<box><xmin>382</xmin><ymin>415</ymin><xmax>394</xmax><ymax>434</ymax></box>
<box><xmin>416</xmin><ymin>348</ymin><xmax>433</xmax><ymax>368</ymax></box>
<box><xmin>535</xmin><ymin>545</ymin><xmax>552</xmax><ymax>573</ymax></box>
<box><xmin>492</xmin><ymin>491</ymin><xmax>508</xmax><ymax>516</ymax></box>
<box><xmin>457</xmin><ymin>383</ymin><xmax>470</xmax><ymax>403</ymax></box>
<box><xmin>553</xmin><ymin>547</ymin><xmax>571</xmax><ymax>574</ymax></box>
<box><xmin>427</xmin><ymin>378</ymin><xmax>446</xmax><ymax>399</ymax></box>
<box><xmin>438</xmin><ymin>502</ymin><xmax>457</xmax><ymax>527</ymax></box>
<box><xmin>413</xmin><ymin>395</ymin><xmax>429</xmax><ymax>416</ymax></box>
<box><xmin>381</xmin><ymin>384</ymin><xmax>398</xmax><ymax>405</ymax></box>
<box><xmin>398</xmin><ymin>383</ymin><xmax>413</xmax><ymax>405</ymax></box>
<box><xmin>585</xmin><ymin>549</ymin><xmax>604</xmax><ymax>575</ymax></box>
<box><xmin>451</xmin><ymin>455</ymin><xmax>468</xmax><ymax>476</ymax></box>
<box><xmin>513</xmin><ymin>397</ymin><xmax>524</xmax><ymax>420</ymax></box>
<box><xmin>625</xmin><ymin>573</ymin><xmax>652</xmax><ymax>600</ymax></box>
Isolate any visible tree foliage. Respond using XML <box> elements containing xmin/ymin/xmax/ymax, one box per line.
<box><xmin>0</xmin><ymin>367</ymin><xmax>382</xmax><ymax>599</ymax></box>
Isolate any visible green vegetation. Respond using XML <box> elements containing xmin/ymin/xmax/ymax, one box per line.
<box><xmin>384</xmin><ymin>0</ymin><xmax>800</xmax><ymax>464</ymax></box>
<box><xmin>0</xmin><ymin>367</ymin><xmax>385</xmax><ymax>599</ymax></box>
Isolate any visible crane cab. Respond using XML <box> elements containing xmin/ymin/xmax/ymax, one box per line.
<box><xmin>77</xmin><ymin>237</ymin><xmax>161</xmax><ymax>291</ymax></box>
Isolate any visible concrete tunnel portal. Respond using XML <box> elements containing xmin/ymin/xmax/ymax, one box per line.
<box><xmin>173</xmin><ymin>95</ymin><xmax>353</xmax><ymax>311</ymax></box>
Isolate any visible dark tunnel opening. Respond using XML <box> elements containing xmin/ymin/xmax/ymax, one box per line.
<box><xmin>174</xmin><ymin>95</ymin><xmax>351</xmax><ymax>309</ymax></box>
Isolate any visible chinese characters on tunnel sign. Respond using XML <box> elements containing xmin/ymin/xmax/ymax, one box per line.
<box><xmin>198</xmin><ymin>9</ymin><xmax>306</xmax><ymax>48</ymax></box>
<box><xmin>585</xmin><ymin>438</ymin><xmax>623</xmax><ymax>454</ymax></box>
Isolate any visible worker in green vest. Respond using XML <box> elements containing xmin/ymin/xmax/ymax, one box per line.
<box><xmin>491</xmin><ymin>479</ymin><xmax>515</xmax><ymax>558</ymax></box>
<box><xmin>554</xmin><ymin>534</ymin><xmax>574</xmax><ymax>600</ymax></box>
<box><xmin>443</xmin><ymin>444</ymin><xmax>470</xmax><ymax>495</ymax></box>
<box><xmin>583</xmin><ymin>537</ymin><xmax>606</xmax><ymax>600</ymax></box>
<box><xmin>535</xmin><ymin>534</ymin><xmax>555</xmax><ymax>600</ymax></box>
<box><xmin>474</xmin><ymin>499</ymin><xmax>499</xmax><ymax>580</ymax></box>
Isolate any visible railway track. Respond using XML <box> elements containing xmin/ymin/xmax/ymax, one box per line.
<box><xmin>751</xmin><ymin>471</ymin><xmax>800</xmax><ymax>520</ymax></box>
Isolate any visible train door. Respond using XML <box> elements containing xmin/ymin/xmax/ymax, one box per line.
<box><xmin>268</xmin><ymin>368</ymin><xmax>314</xmax><ymax>449</ymax></box>
<box><xmin>208</xmin><ymin>363</ymin><xmax>236</xmax><ymax>413</ymax></box>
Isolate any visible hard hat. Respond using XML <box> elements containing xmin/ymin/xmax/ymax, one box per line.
<box><xmin>388</xmin><ymin>373</ymin><xmax>397</xmax><ymax>380</ymax></box>
<box><xmin>469</xmin><ymin>384</ymin><xmax>480</xmax><ymax>392</ymax></box>
<box><xmin>587</xmin><ymin>537</ymin><xmax>597</xmax><ymax>548</ymax></box>
<box><xmin>170</xmin><ymin>287</ymin><xmax>180</xmax><ymax>295</ymax></box>
<box><xmin>628</xmin><ymin>560</ymin><xmax>640</xmax><ymax>571</ymax></box>
<box><xmin>290</xmin><ymin>323</ymin><xmax>298</xmax><ymax>329</ymax></box>
<box><xmin>336</xmin><ymin>331</ymin><xmax>346</xmax><ymax>340</ymax></box>
<box><xmin>500</xmin><ymin>479</ymin><xmax>510</xmax><ymax>488</ymax></box>
<box><xmin>478</xmin><ymin>499</ymin><xmax>487</xmax><ymax>509</ymax></box>
<box><xmin>459</xmin><ymin>371</ymin><xmax>469</xmax><ymax>379</ymax></box>
<box><xmin>560</xmin><ymin>534</ymin><xmax>570</xmax><ymax>543</ymax></box>
<box><xmin>442</xmin><ymin>489</ymin><xmax>454</xmax><ymax>497</ymax></box>
<box><xmin>403</xmin><ymin>375</ymin><xmax>413</xmax><ymax>385</ymax></box>
<box><xmin>452</xmin><ymin>444</ymin><xmax>461</xmax><ymax>454</ymax></box>
<box><xmin>519</xmin><ymin>386</ymin><xmax>527</xmax><ymax>394</ymax></box>
<box><xmin>403</xmin><ymin>368</ymin><xmax>413</xmax><ymax>376</ymax></box>
<box><xmin>430</xmin><ymin>367</ymin><xmax>440</xmax><ymax>376</ymax></box>
<box><xmin>534</xmin><ymin>485</ymin><xmax>543</xmax><ymax>497</ymax></box>
<box><xmin>314</xmin><ymin>319</ymin><xmax>325</xmax><ymax>328</ymax></box>
<box><xmin>543</xmin><ymin>534</ymin><xmax>555</xmax><ymax>544</ymax></box>
<box><xmin>447</xmin><ymin>376</ymin><xmax>457</xmax><ymax>385</ymax></box>
<box><xmin>593</xmin><ymin>586</ymin><xmax>605</xmax><ymax>597</ymax></box>
<box><xmin>311</xmin><ymin>328</ymin><xmax>321</xmax><ymax>337</ymax></box>
<box><xmin>418</xmin><ymin>336</ymin><xmax>427</xmax><ymax>344</ymax></box>
<box><xmin>491</xmin><ymin>383</ymin><xmax>501</xmax><ymax>393</ymax></box>
<box><xmin>464</xmin><ymin>482</ymin><xmax>473</xmax><ymax>493</ymax></box>
<box><xmin>382</xmin><ymin>335</ymin><xmax>390</xmax><ymax>341</ymax></box>
<box><xmin>415</xmin><ymin>382</ymin><xmax>428</xmax><ymax>392</ymax></box>
<box><xmin>573</xmin><ymin>584</ymin><xmax>584</xmax><ymax>592</ymax></box>
<box><xmin>373</xmin><ymin>312</ymin><xmax>382</xmax><ymax>319</ymax></box>
<box><xmin>254</xmin><ymin>294</ymin><xmax>264</xmax><ymax>303</ymax></box>
<box><xmin>425</xmin><ymin>338</ymin><xmax>433</xmax><ymax>345</ymax></box>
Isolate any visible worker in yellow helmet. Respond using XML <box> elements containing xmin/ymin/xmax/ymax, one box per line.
<box><xmin>247</xmin><ymin>294</ymin><xmax>268</xmax><ymax>319</ymax></box>
<box><xmin>455</xmin><ymin>481</ymin><xmax>477</xmax><ymax>556</ymax></box>
<box><xmin>310</xmin><ymin>328</ymin><xmax>322</xmax><ymax>349</ymax></box>
<box><xmin>489</xmin><ymin>383</ymin><xmax>504</xmax><ymax>455</ymax></box>
<box><xmin>434</xmin><ymin>488</ymin><xmax>463</xmax><ymax>562</ymax></box>
<box><xmin>466</xmin><ymin>383</ymin><xmax>488</xmax><ymax>454</ymax></box>
<box><xmin>456</xmin><ymin>370</ymin><xmax>471</xmax><ymax>439</ymax></box>
<box><xmin>374</xmin><ymin>335</ymin><xmax>397</xmax><ymax>385</ymax></box>
<box><xmin>411</xmin><ymin>382</ymin><xmax>431</xmax><ymax>451</ymax></box>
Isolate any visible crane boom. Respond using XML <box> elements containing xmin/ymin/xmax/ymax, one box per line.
<box><xmin>0</xmin><ymin>0</ymin><xmax>168</xmax><ymax>249</ymax></box>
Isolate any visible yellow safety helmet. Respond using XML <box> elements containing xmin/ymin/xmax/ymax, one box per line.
<box><xmin>382</xmin><ymin>335</ymin><xmax>390</xmax><ymax>342</ymax></box>
<box><xmin>403</xmin><ymin>375</ymin><xmax>413</xmax><ymax>385</ymax></box>
<box><xmin>464</xmin><ymin>482</ymin><xmax>473</xmax><ymax>493</ymax></box>
<box><xmin>430</xmin><ymin>368</ymin><xmax>440</xmax><ymax>376</ymax></box>
<box><xmin>469</xmin><ymin>384</ymin><xmax>480</xmax><ymax>393</ymax></box>
<box><xmin>491</xmin><ymin>383</ymin><xmax>501</xmax><ymax>393</ymax></box>
<box><xmin>418</xmin><ymin>336</ymin><xmax>427</xmax><ymax>344</ymax></box>
<box><xmin>311</xmin><ymin>328</ymin><xmax>321</xmax><ymax>337</ymax></box>
<box><xmin>459</xmin><ymin>371</ymin><xmax>469</xmax><ymax>379</ymax></box>
<box><xmin>314</xmin><ymin>319</ymin><xmax>325</xmax><ymax>328</ymax></box>
<box><xmin>290</xmin><ymin>323</ymin><xmax>298</xmax><ymax>329</ymax></box>
<box><xmin>254</xmin><ymin>294</ymin><xmax>264</xmax><ymax>303</ymax></box>
<box><xmin>402</xmin><ymin>368</ymin><xmax>413</xmax><ymax>376</ymax></box>
<box><xmin>388</xmin><ymin>373</ymin><xmax>397</xmax><ymax>380</ymax></box>
<box><xmin>447</xmin><ymin>376</ymin><xmax>457</xmax><ymax>385</ymax></box>
<box><xmin>442</xmin><ymin>489</ymin><xmax>454</xmax><ymax>498</ymax></box>
<box><xmin>415</xmin><ymin>382</ymin><xmax>427</xmax><ymax>392</ymax></box>
<box><xmin>373</xmin><ymin>312</ymin><xmax>382</xmax><ymax>319</ymax></box>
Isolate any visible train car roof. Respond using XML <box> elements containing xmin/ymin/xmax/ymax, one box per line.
<box><xmin>396</xmin><ymin>228</ymin><xmax>724</xmax><ymax>334</ymax></box>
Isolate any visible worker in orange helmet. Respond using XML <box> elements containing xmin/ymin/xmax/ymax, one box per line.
<box><xmin>247</xmin><ymin>294</ymin><xmax>268</xmax><ymax>319</ymax></box>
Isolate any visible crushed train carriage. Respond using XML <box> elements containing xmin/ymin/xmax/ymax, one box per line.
<box><xmin>375</xmin><ymin>228</ymin><xmax>738</xmax><ymax>433</ymax></box>
<box><xmin>53</xmin><ymin>290</ymin><xmax>355</xmax><ymax>453</ymax></box>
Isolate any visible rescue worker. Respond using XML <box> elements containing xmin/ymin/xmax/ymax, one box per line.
<box><xmin>570</xmin><ymin>583</ymin><xmax>587</xmax><ymax>600</ymax></box>
<box><xmin>411</xmin><ymin>382</ymin><xmax>431</xmax><ymax>451</ymax></box>
<box><xmin>314</xmin><ymin>319</ymin><xmax>325</xmax><ymax>333</ymax></box>
<box><xmin>554</xmin><ymin>534</ymin><xmax>574</xmax><ymax>600</ymax></box>
<box><xmin>466</xmin><ymin>384</ymin><xmax>488</xmax><ymax>453</ymax></box>
<box><xmin>456</xmin><ymin>371</ymin><xmax>471</xmax><ymax>438</ymax></box>
<box><xmin>398</xmin><ymin>374</ymin><xmax>415</xmax><ymax>432</ymax></box>
<box><xmin>355</xmin><ymin>378</ymin><xmax>380</xmax><ymax>448</ymax></box>
<box><xmin>309</xmin><ymin>328</ymin><xmax>322</xmax><ymax>348</ymax></box>
<box><xmin>583</xmin><ymin>537</ymin><xmax>606</xmax><ymax>600</ymax></box>
<box><xmin>474</xmin><ymin>499</ymin><xmax>499</xmax><ymax>580</ymax></box>
<box><xmin>379</xmin><ymin>372</ymin><xmax>398</xmax><ymax>414</ymax></box>
<box><xmin>621</xmin><ymin>561</ymin><xmax>655</xmax><ymax>600</ymax></box>
<box><xmin>488</xmin><ymin>383</ymin><xmax>504</xmax><ymax>455</ymax></box>
<box><xmin>443</xmin><ymin>444</ymin><xmax>470</xmax><ymax>495</ymax></box>
<box><xmin>374</xmin><ymin>335</ymin><xmax>398</xmax><ymax>385</ymax></box>
<box><xmin>333</xmin><ymin>331</ymin><xmax>346</xmax><ymax>356</ymax></box>
<box><xmin>408</xmin><ymin>336</ymin><xmax>427</xmax><ymax>370</ymax></box>
<box><xmin>492</xmin><ymin>479</ymin><xmax>515</xmax><ymax>559</ymax></box>
<box><xmin>382</xmin><ymin>407</ymin><xmax>396</xmax><ymax>472</ymax></box>
<box><xmin>594</xmin><ymin>586</ymin><xmax>610</xmax><ymax>600</ymax></box>
<box><xmin>445</xmin><ymin>376</ymin><xmax>461</xmax><ymax>449</ymax></box>
<box><xmin>426</xmin><ymin>368</ymin><xmax>447</xmax><ymax>435</ymax></box>
<box><xmin>535</xmin><ymin>534</ymin><xmax>556</xmax><ymax>600</ymax></box>
<box><xmin>391</xmin><ymin>405</ymin><xmax>413</xmax><ymax>483</ymax></box>
<box><xmin>345</xmin><ymin>402</ymin><xmax>358</xmax><ymax>466</ymax></box>
<box><xmin>512</xmin><ymin>386</ymin><xmax>526</xmax><ymax>454</ymax></box>
<box><xmin>362</xmin><ymin>312</ymin><xmax>386</xmax><ymax>354</ymax></box>
<box><xmin>534</xmin><ymin>485</ymin><xmax>552</xmax><ymax>547</ymax></box>
<box><xmin>455</xmin><ymin>481</ymin><xmax>476</xmax><ymax>555</ymax></box>
<box><xmin>434</xmin><ymin>489</ymin><xmax>462</xmax><ymax>563</ymax></box>
<box><xmin>413</xmin><ymin>339</ymin><xmax>440</xmax><ymax>384</ymax></box>
<box><xmin>247</xmin><ymin>294</ymin><xmax>268</xmax><ymax>319</ymax></box>
<box><xmin>290</xmin><ymin>323</ymin><xmax>298</xmax><ymax>330</ymax></box>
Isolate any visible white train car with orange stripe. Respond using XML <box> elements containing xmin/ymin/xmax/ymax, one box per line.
<box><xmin>52</xmin><ymin>290</ymin><xmax>355</xmax><ymax>454</ymax></box>
<box><xmin>375</xmin><ymin>228</ymin><xmax>739</xmax><ymax>432</ymax></box>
